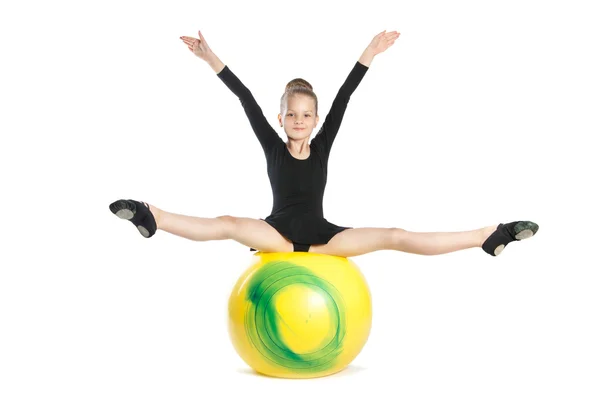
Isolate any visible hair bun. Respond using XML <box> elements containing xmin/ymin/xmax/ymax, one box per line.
<box><xmin>285</xmin><ymin>78</ymin><xmax>313</xmax><ymax>92</ymax></box>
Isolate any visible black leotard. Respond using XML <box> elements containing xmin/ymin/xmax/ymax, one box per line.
<box><xmin>217</xmin><ymin>61</ymin><xmax>369</xmax><ymax>250</ymax></box>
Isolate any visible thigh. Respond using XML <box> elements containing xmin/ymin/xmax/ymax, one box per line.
<box><xmin>220</xmin><ymin>216</ymin><xmax>294</xmax><ymax>253</ymax></box>
<box><xmin>308</xmin><ymin>227</ymin><xmax>400</xmax><ymax>257</ymax></box>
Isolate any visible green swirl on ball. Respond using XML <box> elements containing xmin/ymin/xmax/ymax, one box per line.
<box><xmin>244</xmin><ymin>260</ymin><xmax>347</xmax><ymax>372</ymax></box>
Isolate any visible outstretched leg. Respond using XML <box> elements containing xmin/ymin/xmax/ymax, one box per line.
<box><xmin>109</xmin><ymin>199</ymin><xmax>293</xmax><ymax>253</ymax></box>
<box><xmin>308</xmin><ymin>222</ymin><xmax>538</xmax><ymax>258</ymax></box>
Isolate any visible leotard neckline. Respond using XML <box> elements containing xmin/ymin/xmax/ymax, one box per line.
<box><xmin>285</xmin><ymin>144</ymin><xmax>312</xmax><ymax>161</ymax></box>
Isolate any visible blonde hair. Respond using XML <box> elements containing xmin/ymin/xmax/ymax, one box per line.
<box><xmin>280</xmin><ymin>78</ymin><xmax>318</xmax><ymax>116</ymax></box>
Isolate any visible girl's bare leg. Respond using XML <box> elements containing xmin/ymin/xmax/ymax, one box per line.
<box><xmin>150</xmin><ymin>204</ymin><xmax>293</xmax><ymax>253</ymax></box>
<box><xmin>110</xmin><ymin>199</ymin><xmax>293</xmax><ymax>253</ymax></box>
<box><xmin>309</xmin><ymin>223</ymin><xmax>537</xmax><ymax>258</ymax></box>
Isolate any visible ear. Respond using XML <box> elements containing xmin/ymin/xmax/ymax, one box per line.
<box><xmin>278</xmin><ymin>113</ymin><xmax>282</xmax><ymax>126</ymax></box>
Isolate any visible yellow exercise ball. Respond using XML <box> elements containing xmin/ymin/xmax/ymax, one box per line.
<box><xmin>228</xmin><ymin>251</ymin><xmax>372</xmax><ymax>379</ymax></box>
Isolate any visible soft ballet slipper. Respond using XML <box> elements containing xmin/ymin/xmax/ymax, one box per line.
<box><xmin>109</xmin><ymin>199</ymin><xmax>157</xmax><ymax>238</ymax></box>
<box><xmin>482</xmin><ymin>221</ymin><xmax>539</xmax><ymax>256</ymax></box>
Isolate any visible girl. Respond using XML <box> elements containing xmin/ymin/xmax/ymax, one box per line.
<box><xmin>110</xmin><ymin>29</ymin><xmax>538</xmax><ymax>258</ymax></box>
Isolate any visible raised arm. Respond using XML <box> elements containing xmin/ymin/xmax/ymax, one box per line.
<box><xmin>180</xmin><ymin>31</ymin><xmax>281</xmax><ymax>155</ymax></box>
<box><xmin>312</xmin><ymin>30</ymin><xmax>401</xmax><ymax>157</ymax></box>
<box><xmin>311</xmin><ymin>61</ymin><xmax>369</xmax><ymax>157</ymax></box>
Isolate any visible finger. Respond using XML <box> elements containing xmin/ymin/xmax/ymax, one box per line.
<box><xmin>198</xmin><ymin>30</ymin><xmax>206</xmax><ymax>41</ymax></box>
<box><xmin>185</xmin><ymin>39</ymin><xmax>200</xmax><ymax>48</ymax></box>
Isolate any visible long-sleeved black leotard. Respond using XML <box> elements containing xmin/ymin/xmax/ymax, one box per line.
<box><xmin>217</xmin><ymin>61</ymin><xmax>369</xmax><ymax>251</ymax></box>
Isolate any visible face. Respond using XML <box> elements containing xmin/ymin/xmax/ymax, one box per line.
<box><xmin>278</xmin><ymin>95</ymin><xmax>319</xmax><ymax>140</ymax></box>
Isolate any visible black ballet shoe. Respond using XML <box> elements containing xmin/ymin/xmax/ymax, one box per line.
<box><xmin>482</xmin><ymin>221</ymin><xmax>539</xmax><ymax>256</ymax></box>
<box><xmin>109</xmin><ymin>199</ymin><xmax>157</xmax><ymax>238</ymax></box>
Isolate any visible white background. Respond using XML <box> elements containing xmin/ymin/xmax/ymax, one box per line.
<box><xmin>1</xmin><ymin>0</ymin><xmax>598</xmax><ymax>398</ymax></box>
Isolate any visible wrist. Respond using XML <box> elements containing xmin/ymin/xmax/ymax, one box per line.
<box><xmin>358</xmin><ymin>48</ymin><xmax>376</xmax><ymax>67</ymax></box>
<box><xmin>206</xmin><ymin>53</ymin><xmax>225</xmax><ymax>74</ymax></box>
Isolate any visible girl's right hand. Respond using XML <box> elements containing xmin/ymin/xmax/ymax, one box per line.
<box><xmin>180</xmin><ymin>30</ymin><xmax>213</xmax><ymax>61</ymax></box>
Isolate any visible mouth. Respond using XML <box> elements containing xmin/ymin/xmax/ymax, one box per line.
<box><xmin>293</xmin><ymin>128</ymin><xmax>304</xmax><ymax>131</ymax></box>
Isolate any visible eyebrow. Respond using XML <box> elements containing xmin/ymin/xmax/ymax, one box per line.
<box><xmin>287</xmin><ymin>110</ymin><xmax>313</xmax><ymax>113</ymax></box>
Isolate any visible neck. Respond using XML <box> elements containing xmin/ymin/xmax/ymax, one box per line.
<box><xmin>286</xmin><ymin>138</ymin><xmax>310</xmax><ymax>155</ymax></box>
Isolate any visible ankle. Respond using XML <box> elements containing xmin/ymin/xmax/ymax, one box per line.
<box><xmin>479</xmin><ymin>225</ymin><xmax>497</xmax><ymax>247</ymax></box>
<box><xmin>148</xmin><ymin>204</ymin><xmax>162</xmax><ymax>229</ymax></box>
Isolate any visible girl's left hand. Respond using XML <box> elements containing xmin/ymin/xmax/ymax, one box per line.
<box><xmin>368</xmin><ymin>30</ymin><xmax>401</xmax><ymax>55</ymax></box>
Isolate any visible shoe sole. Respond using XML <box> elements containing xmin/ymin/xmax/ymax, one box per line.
<box><xmin>110</xmin><ymin>200</ymin><xmax>135</xmax><ymax>219</ymax></box>
<box><xmin>137</xmin><ymin>226</ymin><xmax>150</xmax><ymax>238</ymax></box>
<box><xmin>514</xmin><ymin>221</ymin><xmax>539</xmax><ymax>240</ymax></box>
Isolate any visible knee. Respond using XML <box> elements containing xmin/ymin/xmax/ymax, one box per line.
<box><xmin>389</xmin><ymin>227</ymin><xmax>407</xmax><ymax>246</ymax></box>
<box><xmin>216</xmin><ymin>215</ymin><xmax>238</xmax><ymax>237</ymax></box>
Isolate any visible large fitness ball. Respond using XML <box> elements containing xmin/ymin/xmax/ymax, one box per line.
<box><xmin>228</xmin><ymin>251</ymin><xmax>372</xmax><ymax>378</ymax></box>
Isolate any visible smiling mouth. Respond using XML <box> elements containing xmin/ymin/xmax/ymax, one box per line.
<box><xmin>293</xmin><ymin>128</ymin><xmax>304</xmax><ymax>130</ymax></box>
